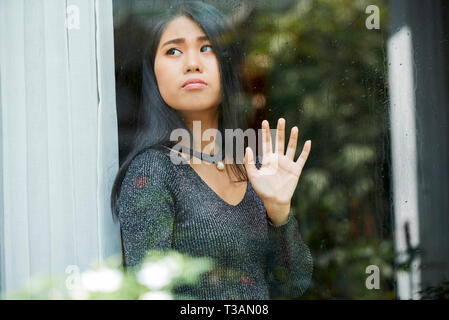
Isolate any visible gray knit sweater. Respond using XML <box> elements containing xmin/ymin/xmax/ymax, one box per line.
<box><xmin>117</xmin><ymin>144</ymin><xmax>313</xmax><ymax>300</ymax></box>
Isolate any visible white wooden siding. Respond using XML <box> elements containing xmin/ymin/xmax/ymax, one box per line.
<box><xmin>0</xmin><ymin>0</ymin><xmax>121</xmax><ymax>295</ymax></box>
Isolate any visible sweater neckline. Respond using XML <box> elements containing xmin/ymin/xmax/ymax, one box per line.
<box><xmin>158</xmin><ymin>144</ymin><xmax>250</xmax><ymax>208</ymax></box>
<box><xmin>186</xmin><ymin>165</ymin><xmax>250</xmax><ymax>208</ymax></box>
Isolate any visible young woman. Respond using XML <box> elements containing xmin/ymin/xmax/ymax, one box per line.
<box><xmin>110</xmin><ymin>1</ymin><xmax>313</xmax><ymax>300</ymax></box>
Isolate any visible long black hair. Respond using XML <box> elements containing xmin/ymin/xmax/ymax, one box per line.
<box><xmin>110</xmin><ymin>0</ymin><xmax>251</xmax><ymax>222</ymax></box>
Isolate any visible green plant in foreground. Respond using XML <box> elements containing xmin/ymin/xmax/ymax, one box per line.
<box><xmin>418</xmin><ymin>281</ymin><xmax>449</xmax><ymax>300</ymax></box>
<box><xmin>3</xmin><ymin>250</ymin><xmax>214</xmax><ymax>300</ymax></box>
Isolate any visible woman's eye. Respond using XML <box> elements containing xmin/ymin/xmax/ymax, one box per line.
<box><xmin>166</xmin><ymin>48</ymin><xmax>181</xmax><ymax>55</ymax></box>
<box><xmin>201</xmin><ymin>45</ymin><xmax>213</xmax><ymax>52</ymax></box>
<box><xmin>166</xmin><ymin>45</ymin><xmax>213</xmax><ymax>56</ymax></box>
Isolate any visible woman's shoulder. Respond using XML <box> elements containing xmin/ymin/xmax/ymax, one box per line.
<box><xmin>131</xmin><ymin>145</ymin><xmax>173</xmax><ymax>165</ymax></box>
<box><xmin>123</xmin><ymin>145</ymin><xmax>177</xmax><ymax>186</ymax></box>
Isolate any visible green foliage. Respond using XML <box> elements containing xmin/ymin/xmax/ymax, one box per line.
<box><xmin>3</xmin><ymin>250</ymin><xmax>213</xmax><ymax>300</ymax></box>
<box><xmin>238</xmin><ymin>0</ymin><xmax>394</xmax><ymax>299</ymax></box>
<box><xmin>419</xmin><ymin>281</ymin><xmax>449</xmax><ymax>300</ymax></box>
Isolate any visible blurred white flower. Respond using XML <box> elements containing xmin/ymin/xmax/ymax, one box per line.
<box><xmin>139</xmin><ymin>291</ymin><xmax>173</xmax><ymax>300</ymax></box>
<box><xmin>80</xmin><ymin>268</ymin><xmax>123</xmax><ymax>293</ymax></box>
<box><xmin>159</xmin><ymin>257</ymin><xmax>183</xmax><ymax>278</ymax></box>
<box><xmin>70</xmin><ymin>285</ymin><xmax>89</xmax><ymax>300</ymax></box>
<box><xmin>137</xmin><ymin>261</ymin><xmax>174</xmax><ymax>290</ymax></box>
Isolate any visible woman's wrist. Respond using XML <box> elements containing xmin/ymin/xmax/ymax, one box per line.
<box><xmin>264</xmin><ymin>200</ymin><xmax>291</xmax><ymax>226</ymax></box>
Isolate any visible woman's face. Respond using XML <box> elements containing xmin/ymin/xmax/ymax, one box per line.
<box><xmin>154</xmin><ymin>16</ymin><xmax>222</xmax><ymax>114</ymax></box>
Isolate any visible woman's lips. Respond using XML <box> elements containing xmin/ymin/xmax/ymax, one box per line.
<box><xmin>182</xmin><ymin>83</ymin><xmax>208</xmax><ymax>90</ymax></box>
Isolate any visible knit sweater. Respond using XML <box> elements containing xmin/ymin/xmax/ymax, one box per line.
<box><xmin>117</xmin><ymin>144</ymin><xmax>313</xmax><ymax>300</ymax></box>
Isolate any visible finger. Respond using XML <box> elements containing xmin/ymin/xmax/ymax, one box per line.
<box><xmin>244</xmin><ymin>147</ymin><xmax>258</xmax><ymax>178</ymax></box>
<box><xmin>261</xmin><ymin>120</ymin><xmax>272</xmax><ymax>155</ymax></box>
<box><xmin>295</xmin><ymin>140</ymin><xmax>311</xmax><ymax>173</ymax></box>
<box><xmin>275</xmin><ymin>118</ymin><xmax>285</xmax><ymax>155</ymax></box>
<box><xmin>286</xmin><ymin>126</ymin><xmax>298</xmax><ymax>160</ymax></box>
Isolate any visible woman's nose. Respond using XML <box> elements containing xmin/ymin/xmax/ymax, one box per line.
<box><xmin>184</xmin><ymin>50</ymin><xmax>203</xmax><ymax>73</ymax></box>
<box><xmin>185</xmin><ymin>65</ymin><xmax>201</xmax><ymax>73</ymax></box>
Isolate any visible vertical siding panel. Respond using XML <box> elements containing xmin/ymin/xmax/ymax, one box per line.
<box><xmin>44</xmin><ymin>0</ymin><xmax>78</xmax><ymax>276</ymax></box>
<box><xmin>95</xmin><ymin>0</ymin><xmax>121</xmax><ymax>261</ymax></box>
<box><xmin>0</xmin><ymin>0</ymin><xmax>121</xmax><ymax>295</ymax></box>
<box><xmin>0</xmin><ymin>0</ymin><xmax>6</xmax><ymax>295</ymax></box>
<box><xmin>0</xmin><ymin>0</ymin><xmax>31</xmax><ymax>292</ymax></box>
<box><xmin>24</xmin><ymin>0</ymin><xmax>52</xmax><ymax>282</ymax></box>
<box><xmin>66</xmin><ymin>0</ymin><xmax>100</xmax><ymax>270</ymax></box>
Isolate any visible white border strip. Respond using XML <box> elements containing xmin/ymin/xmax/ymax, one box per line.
<box><xmin>387</xmin><ymin>26</ymin><xmax>421</xmax><ymax>300</ymax></box>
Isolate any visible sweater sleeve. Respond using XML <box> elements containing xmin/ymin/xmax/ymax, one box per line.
<box><xmin>117</xmin><ymin>149</ymin><xmax>176</xmax><ymax>269</ymax></box>
<box><xmin>266</xmin><ymin>210</ymin><xmax>314</xmax><ymax>299</ymax></box>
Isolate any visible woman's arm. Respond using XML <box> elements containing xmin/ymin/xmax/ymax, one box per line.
<box><xmin>117</xmin><ymin>149</ymin><xmax>176</xmax><ymax>269</ymax></box>
<box><xmin>266</xmin><ymin>210</ymin><xmax>314</xmax><ymax>299</ymax></box>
